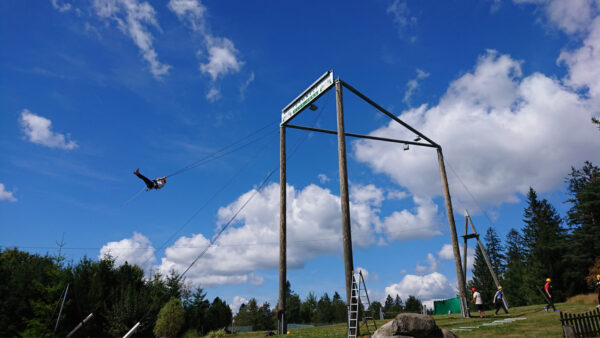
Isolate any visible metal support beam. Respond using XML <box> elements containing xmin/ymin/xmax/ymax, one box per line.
<box><xmin>278</xmin><ymin>125</ymin><xmax>287</xmax><ymax>334</ymax></box>
<box><xmin>284</xmin><ymin>124</ymin><xmax>437</xmax><ymax>148</ymax></box>
<box><xmin>340</xmin><ymin>80</ymin><xmax>439</xmax><ymax>147</ymax></box>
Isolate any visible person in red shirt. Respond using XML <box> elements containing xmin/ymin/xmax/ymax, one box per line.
<box><xmin>544</xmin><ymin>278</ymin><xmax>558</xmax><ymax>312</ymax></box>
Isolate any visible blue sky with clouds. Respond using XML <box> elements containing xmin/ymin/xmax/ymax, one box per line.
<box><xmin>2</xmin><ymin>0</ymin><xmax>600</xmax><ymax>312</ymax></box>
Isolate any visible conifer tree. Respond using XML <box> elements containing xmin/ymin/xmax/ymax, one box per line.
<box><xmin>285</xmin><ymin>281</ymin><xmax>302</xmax><ymax>324</ymax></box>
<box><xmin>521</xmin><ymin>188</ymin><xmax>566</xmax><ymax>302</ymax></box>
<box><xmin>330</xmin><ymin>292</ymin><xmax>347</xmax><ymax>323</ymax></box>
<box><xmin>315</xmin><ymin>293</ymin><xmax>333</xmax><ymax>323</ymax></box>
<box><xmin>503</xmin><ymin>229</ymin><xmax>528</xmax><ymax>306</ymax></box>
<box><xmin>484</xmin><ymin>227</ymin><xmax>505</xmax><ymax>277</ymax></box>
<box><xmin>467</xmin><ymin>245</ymin><xmax>494</xmax><ymax>309</ymax></box>
<box><xmin>383</xmin><ymin>294</ymin><xmax>395</xmax><ymax>318</ymax></box>
<box><xmin>404</xmin><ymin>295</ymin><xmax>422</xmax><ymax>313</ymax></box>
<box><xmin>563</xmin><ymin>162</ymin><xmax>600</xmax><ymax>296</ymax></box>
<box><xmin>299</xmin><ymin>292</ymin><xmax>317</xmax><ymax>323</ymax></box>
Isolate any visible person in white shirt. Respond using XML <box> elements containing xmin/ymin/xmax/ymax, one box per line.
<box><xmin>133</xmin><ymin>168</ymin><xmax>166</xmax><ymax>191</ymax></box>
<box><xmin>471</xmin><ymin>287</ymin><xmax>486</xmax><ymax>318</ymax></box>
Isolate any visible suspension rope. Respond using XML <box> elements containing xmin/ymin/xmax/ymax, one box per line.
<box><xmin>164</xmin><ymin>120</ymin><xmax>278</xmax><ymax>178</ymax></box>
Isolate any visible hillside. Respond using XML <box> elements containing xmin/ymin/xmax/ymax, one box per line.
<box><xmin>232</xmin><ymin>301</ymin><xmax>597</xmax><ymax>337</ymax></box>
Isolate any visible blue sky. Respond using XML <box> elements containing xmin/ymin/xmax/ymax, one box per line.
<box><xmin>2</xmin><ymin>0</ymin><xmax>600</xmax><ymax>312</ymax></box>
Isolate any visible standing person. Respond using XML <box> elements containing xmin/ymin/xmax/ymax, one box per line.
<box><xmin>471</xmin><ymin>287</ymin><xmax>485</xmax><ymax>318</ymax></box>
<box><xmin>493</xmin><ymin>286</ymin><xmax>509</xmax><ymax>315</ymax></box>
<box><xmin>544</xmin><ymin>278</ymin><xmax>558</xmax><ymax>312</ymax></box>
<box><xmin>133</xmin><ymin>168</ymin><xmax>166</xmax><ymax>191</ymax></box>
<box><xmin>596</xmin><ymin>274</ymin><xmax>600</xmax><ymax>308</ymax></box>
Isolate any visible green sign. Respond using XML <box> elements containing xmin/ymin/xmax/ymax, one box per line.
<box><xmin>282</xmin><ymin>71</ymin><xmax>334</xmax><ymax>124</ymax></box>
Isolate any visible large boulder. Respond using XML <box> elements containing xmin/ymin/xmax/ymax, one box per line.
<box><xmin>372</xmin><ymin>313</ymin><xmax>458</xmax><ymax>338</ymax></box>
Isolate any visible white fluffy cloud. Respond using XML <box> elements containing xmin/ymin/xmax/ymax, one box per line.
<box><xmin>354</xmin><ymin>50</ymin><xmax>600</xmax><ymax>209</ymax></box>
<box><xmin>51</xmin><ymin>0</ymin><xmax>72</xmax><ymax>12</ymax></box>
<box><xmin>517</xmin><ymin>1</ymin><xmax>600</xmax><ymax>107</ymax></box>
<box><xmin>377</xmin><ymin>196</ymin><xmax>442</xmax><ymax>242</ymax></box>
<box><xmin>404</xmin><ymin>68</ymin><xmax>430</xmax><ymax>106</ymax></box>
<box><xmin>384</xmin><ymin>272</ymin><xmax>455</xmax><ymax>303</ymax></box>
<box><xmin>20</xmin><ymin>109</ymin><xmax>78</xmax><ymax>150</ymax></box>
<box><xmin>514</xmin><ymin>0</ymin><xmax>598</xmax><ymax>35</ymax></box>
<box><xmin>350</xmin><ymin>183</ymin><xmax>384</xmax><ymax>207</ymax></box>
<box><xmin>415</xmin><ymin>253</ymin><xmax>440</xmax><ymax>274</ymax></box>
<box><xmin>230</xmin><ymin>296</ymin><xmax>248</xmax><ymax>315</ymax></box>
<box><xmin>99</xmin><ymin>232</ymin><xmax>156</xmax><ymax>273</ymax></box>
<box><xmin>356</xmin><ymin>266</ymin><xmax>379</xmax><ymax>282</ymax></box>
<box><xmin>559</xmin><ymin>17</ymin><xmax>600</xmax><ymax>109</ymax></box>
<box><xmin>157</xmin><ymin>183</ymin><xmax>380</xmax><ymax>287</ymax></box>
<box><xmin>317</xmin><ymin>174</ymin><xmax>330</xmax><ymax>184</ymax></box>
<box><xmin>200</xmin><ymin>37</ymin><xmax>243</xmax><ymax>81</ymax></box>
<box><xmin>438</xmin><ymin>243</ymin><xmax>475</xmax><ymax>271</ymax></box>
<box><xmin>387</xmin><ymin>0</ymin><xmax>417</xmax><ymax>41</ymax></box>
<box><xmin>93</xmin><ymin>0</ymin><xmax>170</xmax><ymax>79</ymax></box>
<box><xmin>168</xmin><ymin>0</ymin><xmax>243</xmax><ymax>100</ymax></box>
<box><xmin>0</xmin><ymin>184</ymin><xmax>17</xmax><ymax>202</ymax></box>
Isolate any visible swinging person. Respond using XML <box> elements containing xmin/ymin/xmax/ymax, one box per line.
<box><xmin>133</xmin><ymin>168</ymin><xmax>166</xmax><ymax>191</ymax></box>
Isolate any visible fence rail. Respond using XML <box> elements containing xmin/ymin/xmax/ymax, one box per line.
<box><xmin>559</xmin><ymin>308</ymin><xmax>600</xmax><ymax>338</ymax></box>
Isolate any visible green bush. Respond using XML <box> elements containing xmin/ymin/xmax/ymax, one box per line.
<box><xmin>153</xmin><ymin>298</ymin><xmax>185</xmax><ymax>337</ymax></box>
<box><xmin>205</xmin><ymin>328</ymin><xmax>226</xmax><ymax>338</ymax></box>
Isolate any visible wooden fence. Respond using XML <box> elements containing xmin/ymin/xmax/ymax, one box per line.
<box><xmin>559</xmin><ymin>307</ymin><xmax>600</xmax><ymax>338</ymax></box>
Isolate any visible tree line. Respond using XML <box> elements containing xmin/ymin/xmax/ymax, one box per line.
<box><xmin>0</xmin><ymin>251</ymin><xmax>232</xmax><ymax>337</ymax></box>
<box><xmin>467</xmin><ymin>161</ymin><xmax>600</xmax><ymax>309</ymax></box>
<box><xmin>232</xmin><ymin>280</ymin><xmax>425</xmax><ymax>331</ymax></box>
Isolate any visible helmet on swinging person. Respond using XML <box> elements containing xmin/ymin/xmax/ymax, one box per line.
<box><xmin>472</xmin><ymin>288</ymin><xmax>476</xmax><ymax>292</ymax></box>
<box><xmin>498</xmin><ymin>286</ymin><xmax>502</xmax><ymax>290</ymax></box>
<box><xmin>597</xmin><ymin>274</ymin><xmax>600</xmax><ymax>278</ymax></box>
<box><xmin>546</xmin><ymin>278</ymin><xmax>551</xmax><ymax>282</ymax></box>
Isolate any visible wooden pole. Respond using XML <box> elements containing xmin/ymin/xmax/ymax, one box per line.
<box><xmin>465</xmin><ymin>212</ymin><xmax>509</xmax><ymax>308</ymax></box>
<box><xmin>278</xmin><ymin>125</ymin><xmax>287</xmax><ymax>333</ymax></box>
<box><xmin>463</xmin><ymin>215</ymin><xmax>471</xmax><ymax>317</ymax></box>
<box><xmin>436</xmin><ymin>147</ymin><xmax>468</xmax><ymax>317</ymax></box>
<box><xmin>463</xmin><ymin>215</ymin><xmax>469</xmax><ymax>285</ymax></box>
<box><xmin>335</xmin><ymin>79</ymin><xmax>355</xmax><ymax>317</ymax></box>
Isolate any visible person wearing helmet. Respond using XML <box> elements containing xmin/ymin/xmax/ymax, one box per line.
<box><xmin>596</xmin><ymin>274</ymin><xmax>600</xmax><ymax>308</ymax></box>
<box><xmin>471</xmin><ymin>287</ymin><xmax>485</xmax><ymax>318</ymax></box>
<box><xmin>544</xmin><ymin>278</ymin><xmax>557</xmax><ymax>312</ymax></box>
<box><xmin>133</xmin><ymin>168</ymin><xmax>167</xmax><ymax>191</ymax></box>
<box><xmin>493</xmin><ymin>286</ymin><xmax>509</xmax><ymax>315</ymax></box>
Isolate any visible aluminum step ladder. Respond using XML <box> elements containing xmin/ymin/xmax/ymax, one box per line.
<box><xmin>348</xmin><ymin>270</ymin><xmax>377</xmax><ymax>337</ymax></box>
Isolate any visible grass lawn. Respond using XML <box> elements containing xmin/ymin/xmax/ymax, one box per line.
<box><xmin>230</xmin><ymin>299</ymin><xmax>598</xmax><ymax>337</ymax></box>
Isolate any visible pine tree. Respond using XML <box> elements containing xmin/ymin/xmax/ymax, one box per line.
<box><xmin>314</xmin><ymin>293</ymin><xmax>333</xmax><ymax>323</ymax></box>
<box><xmin>383</xmin><ymin>294</ymin><xmax>395</xmax><ymax>318</ymax></box>
<box><xmin>393</xmin><ymin>295</ymin><xmax>403</xmax><ymax>313</ymax></box>
<box><xmin>522</xmin><ymin>187</ymin><xmax>566</xmax><ymax>302</ymax></box>
<box><xmin>331</xmin><ymin>292</ymin><xmax>347</xmax><ymax>323</ymax></box>
<box><xmin>404</xmin><ymin>295</ymin><xmax>422</xmax><ymax>313</ymax></box>
<box><xmin>484</xmin><ymin>227</ymin><xmax>505</xmax><ymax>278</ymax></box>
<box><xmin>184</xmin><ymin>287</ymin><xmax>209</xmax><ymax>334</ymax></box>
<box><xmin>467</xmin><ymin>245</ymin><xmax>494</xmax><ymax>309</ymax></box>
<box><xmin>503</xmin><ymin>229</ymin><xmax>528</xmax><ymax>306</ymax></box>
<box><xmin>299</xmin><ymin>292</ymin><xmax>317</xmax><ymax>323</ymax></box>
<box><xmin>206</xmin><ymin>297</ymin><xmax>232</xmax><ymax>332</ymax></box>
<box><xmin>285</xmin><ymin>281</ymin><xmax>302</xmax><ymax>324</ymax></box>
<box><xmin>563</xmin><ymin>162</ymin><xmax>600</xmax><ymax>296</ymax></box>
